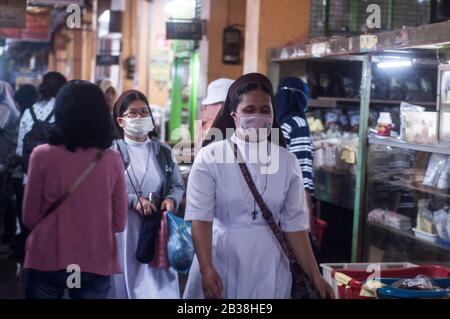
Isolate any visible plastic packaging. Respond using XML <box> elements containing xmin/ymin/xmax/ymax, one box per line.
<box><xmin>433</xmin><ymin>208</ymin><xmax>449</xmax><ymax>240</ymax></box>
<box><xmin>368</xmin><ymin>208</ymin><xmax>412</xmax><ymax>230</ymax></box>
<box><xmin>384</xmin><ymin>211</ymin><xmax>412</xmax><ymax>230</ymax></box>
<box><xmin>423</xmin><ymin>154</ymin><xmax>449</xmax><ymax>188</ymax></box>
<box><xmin>416</xmin><ymin>199</ymin><xmax>436</xmax><ymax>234</ymax></box>
<box><xmin>399</xmin><ymin>102</ymin><xmax>425</xmax><ymax>140</ymax></box>
<box><xmin>391</xmin><ymin>275</ymin><xmax>450</xmax><ymax>292</ymax></box>
<box><xmin>166</xmin><ymin>211</ymin><xmax>195</xmax><ymax>273</ymax></box>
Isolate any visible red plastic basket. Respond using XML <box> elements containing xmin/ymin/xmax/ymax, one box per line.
<box><xmin>332</xmin><ymin>265</ymin><xmax>450</xmax><ymax>299</ymax></box>
<box><xmin>314</xmin><ymin>218</ymin><xmax>327</xmax><ymax>250</ymax></box>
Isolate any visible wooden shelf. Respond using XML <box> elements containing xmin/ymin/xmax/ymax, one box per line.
<box><xmin>371</xmin><ymin>176</ymin><xmax>450</xmax><ymax>199</ymax></box>
<box><xmin>316</xmin><ymin>166</ymin><xmax>355</xmax><ymax>176</ymax></box>
<box><xmin>309</xmin><ymin>97</ymin><xmax>436</xmax><ymax>108</ymax></box>
<box><xmin>369</xmin><ymin>136</ymin><xmax>450</xmax><ymax>156</ymax></box>
<box><xmin>366</xmin><ymin>221</ymin><xmax>450</xmax><ymax>252</ymax></box>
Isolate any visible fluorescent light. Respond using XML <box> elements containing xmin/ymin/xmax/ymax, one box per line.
<box><xmin>377</xmin><ymin>60</ymin><xmax>412</xmax><ymax>69</ymax></box>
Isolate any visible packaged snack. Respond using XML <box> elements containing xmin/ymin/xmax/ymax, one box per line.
<box><xmin>417</xmin><ymin>199</ymin><xmax>436</xmax><ymax>234</ymax></box>
<box><xmin>400</xmin><ymin>102</ymin><xmax>425</xmax><ymax>140</ymax></box>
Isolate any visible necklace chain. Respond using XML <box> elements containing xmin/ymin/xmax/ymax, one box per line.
<box><xmin>126</xmin><ymin>142</ymin><xmax>152</xmax><ymax>197</ymax></box>
<box><xmin>232</xmin><ymin>139</ymin><xmax>270</xmax><ymax>220</ymax></box>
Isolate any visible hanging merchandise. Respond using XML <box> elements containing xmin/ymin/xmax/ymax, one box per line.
<box><xmin>388</xmin><ymin>75</ymin><xmax>404</xmax><ymax>100</ymax></box>
<box><xmin>422</xmin><ymin>154</ymin><xmax>449</xmax><ymax>188</ymax></box>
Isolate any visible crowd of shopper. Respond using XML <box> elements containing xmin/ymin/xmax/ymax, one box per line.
<box><xmin>0</xmin><ymin>71</ymin><xmax>333</xmax><ymax>299</ymax></box>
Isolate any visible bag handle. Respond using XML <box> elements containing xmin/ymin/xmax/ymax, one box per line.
<box><xmin>230</xmin><ymin>141</ymin><xmax>299</xmax><ymax>264</ymax></box>
<box><xmin>29</xmin><ymin>106</ymin><xmax>38</xmax><ymax>124</ymax></box>
<box><xmin>45</xmin><ymin>151</ymin><xmax>104</xmax><ymax>216</ymax></box>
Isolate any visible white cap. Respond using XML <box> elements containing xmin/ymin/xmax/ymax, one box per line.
<box><xmin>202</xmin><ymin>78</ymin><xmax>234</xmax><ymax>105</ymax></box>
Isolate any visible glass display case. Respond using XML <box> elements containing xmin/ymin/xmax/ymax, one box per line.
<box><xmin>362</xmin><ymin>136</ymin><xmax>450</xmax><ymax>264</ymax></box>
<box><xmin>438</xmin><ymin>64</ymin><xmax>450</xmax><ymax>142</ymax></box>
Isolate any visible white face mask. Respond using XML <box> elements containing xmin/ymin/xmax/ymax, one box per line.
<box><xmin>123</xmin><ymin>117</ymin><xmax>154</xmax><ymax>138</ymax></box>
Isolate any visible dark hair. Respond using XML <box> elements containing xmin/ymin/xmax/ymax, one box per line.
<box><xmin>14</xmin><ymin>84</ymin><xmax>39</xmax><ymax>114</ymax></box>
<box><xmin>228</xmin><ymin>82</ymin><xmax>273</xmax><ymax>113</ymax></box>
<box><xmin>113</xmin><ymin>90</ymin><xmax>158</xmax><ymax>139</ymax></box>
<box><xmin>38</xmin><ymin>72</ymin><xmax>67</xmax><ymax>101</ymax></box>
<box><xmin>49</xmin><ymin>80</ymin><xmax>113</xmax><ymax>152</ymax></box>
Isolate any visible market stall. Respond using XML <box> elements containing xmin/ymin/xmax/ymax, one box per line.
<box><xmin>269</xmin><ymin>20</ymin><xmax>450</xmax><ymax>265</ymax></box>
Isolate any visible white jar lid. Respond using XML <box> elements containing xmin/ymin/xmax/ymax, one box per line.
<box><xmin>378</xmin><ymin>112</ymin><xmax>392</xmax><ymax>124</ymax></box>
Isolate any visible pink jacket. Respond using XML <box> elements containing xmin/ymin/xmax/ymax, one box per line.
<box><xmin>23</xmin><ymin>144</ymin><xmax>127</xmax><ymax>276</ymax></box>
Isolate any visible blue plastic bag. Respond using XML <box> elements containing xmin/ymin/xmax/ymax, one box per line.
<box><xmin>166</xmin><ymin>211</ymin><xmax>195</xmax><ymax>273</ymax></box>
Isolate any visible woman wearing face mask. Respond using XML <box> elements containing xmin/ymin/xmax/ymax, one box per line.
<box><xmin>183</xmin><ymin>73</ymin><xmax>334</xmax><ymax>299</ymax></box>
<box><xmin>110</xmin><ymin>90</ymin><xmax>185</xmax><ymax>299</ymax></box>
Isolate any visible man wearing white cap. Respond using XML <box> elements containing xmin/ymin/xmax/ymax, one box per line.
<box><xmin>197</xmin><ymin>78</ymin><xmax>234</xmax><ymax>147</ymax></box>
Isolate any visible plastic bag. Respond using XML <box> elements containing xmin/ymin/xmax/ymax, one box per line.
<box><xmin>400</xmin><ymin>102</ymin><xmax>425</xmax><ymax>140</ymax></box>
<box><xmin>166</xmin><ymin>211</ymin><xmax>195</xmax><ymax>273</ymax></box>
<box><xmin>392</xmin><ymin>275</ymin><xmax>450</xmax><ymax>292</ymax></box>
<box><xmin>433</xmin><ymin>208</ymin><xmax>449</xmax><ymax>240</ymax></box>
<box><xmin>423</xmin><ymin>154</ymin><xmax>449</xmax><ymax>188</ymax></box>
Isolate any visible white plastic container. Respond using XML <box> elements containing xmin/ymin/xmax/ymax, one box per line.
<box><xmin>412</xmin><ymin>228</ymin><xmax>438</xmax><ymax>243</ymax></box>
<box><xmin>320</xmin><ymin>262</ymin><xmax>417</xmax><ymax>298</ymax></box>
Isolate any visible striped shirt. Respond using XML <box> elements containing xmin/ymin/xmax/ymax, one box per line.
<box><xmin>281</xmin><ymin>116</ymin><xmax>314</xmax><ymax>194</ymax></box>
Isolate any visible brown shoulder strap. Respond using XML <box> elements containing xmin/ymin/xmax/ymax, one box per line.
<box><xmin>45</xmin><ymin>151</ymin><xmax>105</xmax><ymax>216</ymax></box>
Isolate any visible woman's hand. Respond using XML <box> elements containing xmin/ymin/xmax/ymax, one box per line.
<box><xmin>135</xmin><ymin>198</ymin><xmax>157</xmax><ymax>216</ymax></box>
<box><xmin>312</xmin><ymin>274</ymin><xmax>335</xmax><ymax>299</ymax></box>
<box><xmin>161</xmin><ymin>198</ymin><xmax>175</xmax><ymax>212</ymax></box>
<box><xmin>201</xmin><ymin>266</ymin><xmax>223</xmax><ymax>299</ymax></box>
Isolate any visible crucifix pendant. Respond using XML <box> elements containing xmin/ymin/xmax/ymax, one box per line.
<box><xmin>251</xmin><ymin>211</ymin><xmax>257</xmax><ymax>220</ymax></box>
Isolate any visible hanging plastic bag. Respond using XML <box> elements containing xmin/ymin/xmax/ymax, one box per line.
<box><xmin>166</xmin><ymin>211</ymin><xmax>195</xmax><ymax>273</ymax></box>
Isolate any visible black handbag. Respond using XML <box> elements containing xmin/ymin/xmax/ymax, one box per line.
<box><xmin>135</xmin><ymin>210</ymin><xmax>162</xmax><ymax>264</ymax></box>
<box><xmin>231</xmin><ymin>142</ymin><xmax>320</xmax><ymax>299</ymax></box>
<box><xmin>115</xmin><ymin>142</ymin><xmax>164</xmax><ymax>264</ymax></box>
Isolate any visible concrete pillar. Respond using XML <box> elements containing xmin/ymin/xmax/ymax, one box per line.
<box><xmin>243</xmin><ymin>0</ymin><xmax>311</xmax><ymax>75</ymax></box>
<box><xmin>119</xmin><ymin>0</ymin><xmax>137</xmax><ymax>92</ymax></box>
<box><xmin>81</xmin><ymin>1</ymin><xmax>98</xmax><ymax>82</ymax></box>
<box><xmin>71</xmin><ymin>30</ymin><xmax>83</xmax><ymax>79</ymax></box>
<box><xmin>243</xmin><ymin>0</ymin><xmax>261</xmax><ymax>74</ymax></box>
<box><xmin>136</xmin><ymin>0</ymin><xmax>151</xmax><ymax>96</ymax></box>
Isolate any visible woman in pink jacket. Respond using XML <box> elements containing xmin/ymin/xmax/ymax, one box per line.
<box><xmin>22</xmin><ymin>80</ymin><xmax>128</xmax><ymax>299</ymax></box>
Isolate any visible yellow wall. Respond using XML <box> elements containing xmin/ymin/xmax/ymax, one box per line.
<box><xmin>206</xmin><ymin>0</ymin><xmax>246</xmax><ymax>83</ymax></box>
<box><xmin>147</xmin><ymin>0</ymin><xmax>171</xmax><ymax>106</ymax></box>
<box><xmin>120</xmin><ymin>0</ymin><xmax>137</xmax><ymax>92</ymax></box>
<box><xmin>244</xmin><ymin>0</ymin><xmax>311</xmax><ymax>75</ymax></box>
